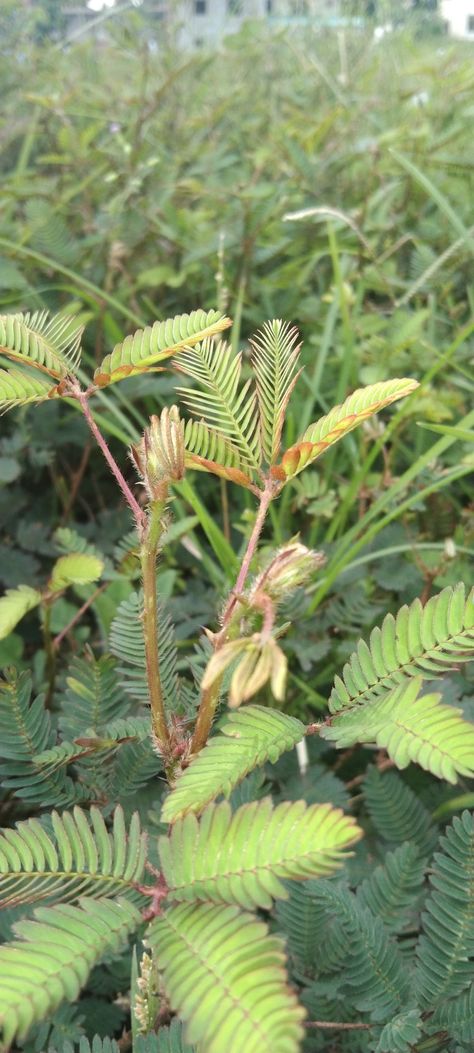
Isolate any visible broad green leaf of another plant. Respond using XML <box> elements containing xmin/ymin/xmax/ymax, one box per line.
<box><xmin>149</xmin><ymin>902</ymin><xmax>305</xmax><ymax>1053</ymax></box>
<box><xmin>322</xmin><ymin>677</ymin><xmax>474</xmax><ymax>783</ymax></box>
<box><xmin>50</xmin><ymin>553</ymin><xmax>104</xmax><ymax>592</ymax></box>
<box><xmin>160</xmin><ymin>798</ymin><xmax>361</xmax><ymax>909</ymax></box>
<box><xmin>162</xmin><ymin>706</ymin><xmax>305</xmax><ymax>822</ymax></box>
<box><xmin>0</xmin><ymin>585</ymin><xmax>42</xmax><ymax>640</ymax></box>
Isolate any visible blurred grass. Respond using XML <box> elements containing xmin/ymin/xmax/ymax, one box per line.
<box><xmin>0</xmin><ymin>5</ymin><xmax>473</xmax><ymax>608</ymax></box>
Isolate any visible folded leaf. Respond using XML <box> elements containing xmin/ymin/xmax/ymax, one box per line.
<box><xmin>94</xmin><ymin>309</ymin><xmax>230</xmax><ymax>387</ymax></box>
<box><xmin>0</xmin><ymin>311</ymin><xmax>82</xmax><ymax>378</ymax></box>
<box><xmin>0</xmin><ymin>367</ymin><xmax>56</xmax><ymax>414</ymax></box>
<box><xmin>277</xmin><ymin>378</ymin><xmax>418</xmax><ymax>480</ymax></box>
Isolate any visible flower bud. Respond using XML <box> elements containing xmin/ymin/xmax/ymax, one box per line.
<box><xmin>131</xmin><ymin>406</ymin><xmax>185</xmax><ymax>500</ymax></box>
<box><xmin>253</xmin><ymin>542</ymin><xmax>324</xmax><ymax>601</ymax></box>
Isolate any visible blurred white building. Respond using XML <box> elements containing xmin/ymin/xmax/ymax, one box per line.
<box><xmin>440</xmin><ymin>0</ymin><xmax>474</xmax><ymax>37</ymax></box>
<box><xmin>172</xmin><ymin>1</ymin><xmax>344</xmax><ymax>49</ymax></box>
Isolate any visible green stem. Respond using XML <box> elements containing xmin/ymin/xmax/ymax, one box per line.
<box><xmin>140</xmin><ymin>500</ymin><xmax>170</xmax><ymax>750</ymax></box>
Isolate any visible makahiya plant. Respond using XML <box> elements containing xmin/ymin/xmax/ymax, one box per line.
<box><xmin>0</xmin><ymin>307</ymin><xmax>473</xmax><ymax>1053</ymax></box>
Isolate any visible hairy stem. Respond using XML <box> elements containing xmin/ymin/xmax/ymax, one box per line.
<box><xmin>141</xmin><ymin>500</ymin><xmax>170</xmax><ymax>750</ymax></box>
<box><xmin>77</xmin><ymin>390</ymin><xmax>145</xmax><ymax>529</ymax></box>
<box><xmin>191</xmin><ymin>483</ymin><xmax>273</xmax><ymax>755</ymax></box>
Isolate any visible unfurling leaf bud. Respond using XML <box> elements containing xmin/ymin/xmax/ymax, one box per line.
<box><xmin>131</xmin><ymin>406</ymin><xmax>185</xmax><ymax>500</ymax></box>
<box><xmin>252</xmin><ymin>542</ymin><xmax>324</xmax><ymax>602</ymax></box>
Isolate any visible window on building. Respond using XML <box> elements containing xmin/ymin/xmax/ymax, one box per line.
<box><xmin>467</xmin><ymin>15</ymin><xmax>474</xmax><ymax>32</ymax></box>
<box><xmin>195</xmin><ymin>0</ymin><xmax>206</xmax><ymax>14</ymax></box>
<box><xmin>228</xmin><ymin>0</ymin><xmax>243</xmax><ymax>13</ymax></box>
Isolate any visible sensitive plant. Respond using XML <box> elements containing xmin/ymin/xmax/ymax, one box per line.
<box><xmin>0</xmin><ymin>307</ymin><xmax>473</xmax><ymax>1053</ymax></box>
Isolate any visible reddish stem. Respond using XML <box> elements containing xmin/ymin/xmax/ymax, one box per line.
<box><xmin>77</xmin><ymin>390</ymin><xmax>145</xmax><ymax>529</ymax></box>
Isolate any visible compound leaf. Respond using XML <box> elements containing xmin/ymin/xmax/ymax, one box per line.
<box><xmin>278</xmin><ymin>378</ymin><xmax>418</xmax><ymax>480</ymax></box>
<box><xmin>175</xmin><ymin>338</ymin><xmax>261</xmax><ymax>470</ymax></box>
<box><xmin>0</xmin><ymin>804</ymin><xmax>147</xmax><ymax>912</ymax></box>
<box><xmin>415</xmin><ymin>810</ymin><xmax>474</xmax><ymax>1007</ymax></box>
<box><xmin>149</xmin><ymin>902</ymin><xmax>305</xmax><ymax>1053</ymax></box>
<box><xmin>0</xmin><ymin>311</ymin><xmax>82</xmax><ymax>378</ymax></box>
<box><xmin>329</xmin><ymin>584</ymin><xmax>474</xmax><ymax>712</ymax></box>
<box><xmin>0</xmin><ymin>898</ymin><xmax>141</xmax><ymax>1046</ymax></box>
<box><xmin>160</xmin><ymin>798</ymin><xmax>361</xmax><ymax>909</ymax></box>
<box><xmin>94</xmin><ymin>309</ymin><xmax>230</xmax><ymax>387</ymax></box>
<box><xmin>0</xmin><ymin>367</ymin><xmax>56</xmax><ymax>414</ymax></box>
<box><xmin>250</xmin><ymin>320</ymin><xmax>301</xmax><ymax>465</ymax></box>
<box><xmin>322</xmin><ymin>676</ymin><xmax>474</xmax><ymax>783</ymax></box>
<box><xmin>161</xmin><ymin>706</ymin><xmax>305</xmax><ymax>822</ymax></box>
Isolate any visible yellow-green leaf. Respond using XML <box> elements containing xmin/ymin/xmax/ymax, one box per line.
<box><xmin>278</xmin><ymin>378</ymin><xmax>419</xmax><ymax>480</ymax></box>
<box><xmin>50</xmin><ymin>553</ymin><xmax>104</xmax><ymax>592</ymax></box>
<box><xmin>0</xmin><ymin>586</ymin><xmax>42</xmax><ymax>640</ymax></box>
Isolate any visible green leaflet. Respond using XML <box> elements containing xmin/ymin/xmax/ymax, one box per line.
<box><xmin>0</xmin><ymin>805</ymin><xmax>147</xmax><ymax>912</ymax></box>
<box><xmin>0</xmin><ymin>670</ymin><xmax>86</xmax><ymax>808</ymax></box>
<box><xmin>278</xmin><ymin>378</ymin><xmax>418</xmax><ymax>480</ymax></box>
<box><xmin>363</xmin><ymin>767</ymin><xmax>438</xmax><ymax>856</ymax></box>
<box><xmin>374</xmin><ymin>1009</ymin><xmax>422</xmax><ymax>1053</ymax></box>
<box><xmin>276</xmin><ymin>879</ymin><xmax>348</xmax><ymax>974</ymax></box>
<box><xmin>63</xmin><ymin>1038</ymin><xmax>121</xmax><ymax>1053</ymax></box>
<box><xmin>135</xmin><ymin>1021</ymin><xmax>195</xmax><ymax>1052</ymax></box>
<box><xmin>159</xmin><ymin>798</ymin><xmax>361</xmax><ymax>910</ymax></box>
<box><xmin>356</xmin><ymin>842</ymin><xmax>426</xmax><ymax>933</ymax></box>
<box><xmin>58</xmin><ymin>653</ymin><xmax>130</xmax><ymax>742</ymax></box>
<box><xmin>313</xmin><ymin>881</ymin><xmax>411</xmax><ymax>1021</ymax></box>
<box><xmin>148</xmin><ymin>902</ymin><xmax>305</xmax><ymax>1053</ymax></box>
<box><xmin>0</xmin><ymin>897</ymin><xmax>141</xmax><ymax>1046</ymax></box>
<box><xmin>0</xmin><ymin>585</ymin><xmax>41</xmax><ymax>639</ymax></box>
<box><xmin>0</xmin><ymin>367</ymin><xmax>55</xmax><ymax>414</ymax></box>
<box><xmin>161</xmin><ymin>706</ymin><xmax>305</xmax><ymax>822</ymax></box>
<box><xmin>322</xmin><ymin>676</ymin><xmax>474</xmax><ymax>783</ymax></box>
<box><xmin>415</xmin><ymin>810</ymin><xmax>474</xmax><ymax>1007</ymax></box>
<box><xmin>94</xmin><ymin>310</ymin><xmax>230</xmax><ymax>387</ymax></box>
<box><xmin>329</xmin><ymin>583</ymin><xmax>474</xmax><ymax>712</ymax></box>
<box><xmin>184</xmin><ymin>417</ymin><xmax>254</xmax><ymax>488</ymax></box>
<box><xmin>430</xmin><ymin>983</ymin><xmax>474</xmax><ymax>1045</ymax></box>
<box><xmin>0</xmin><ymin>310</ymin><xmax>82</xmax><ymax>378</ymax></box>
<box><xmin>109</xmin><ymin>590</ymin><xmax>184</xmax><ymax>712</ymax></box>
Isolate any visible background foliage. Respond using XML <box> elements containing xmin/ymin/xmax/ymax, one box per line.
<box><xmin>0</xmin><ymin>2</ymin><xmax>473</xmax><ymax>1051</ymax></box>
